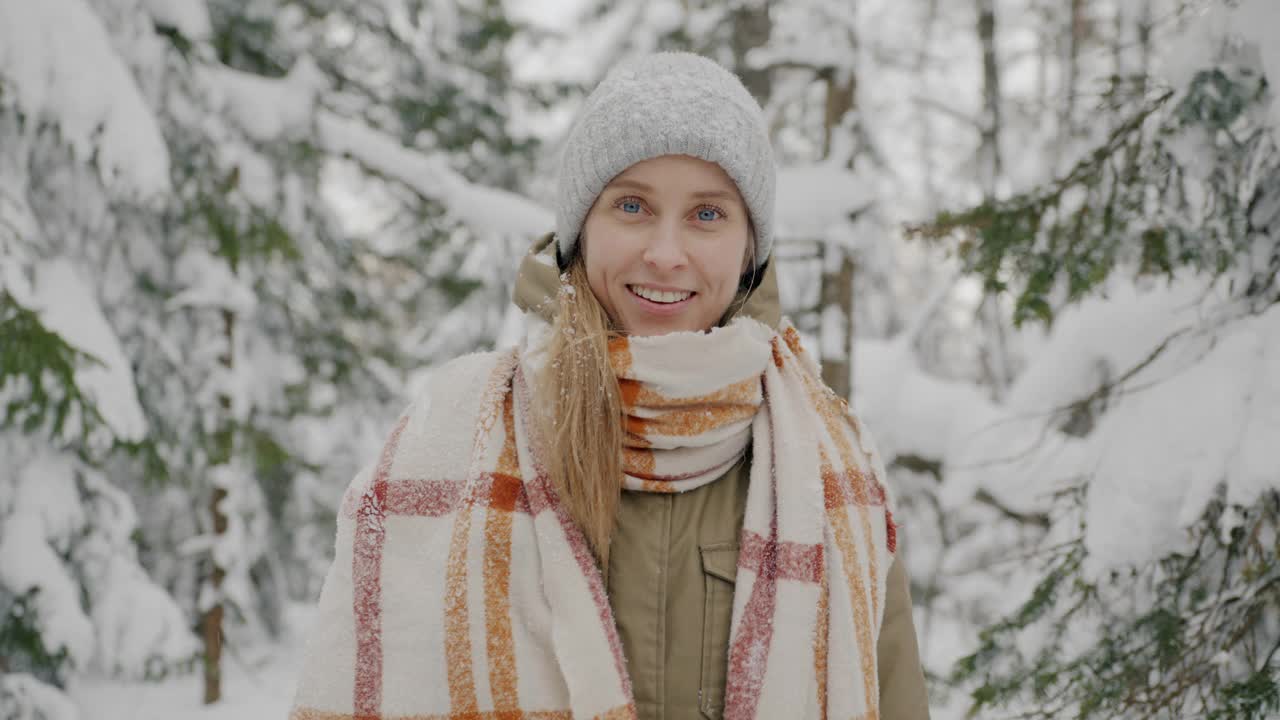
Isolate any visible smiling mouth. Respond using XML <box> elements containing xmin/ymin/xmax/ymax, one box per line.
<box><xmin>627</xmin><ymin>285</ymin><xmax>695</xmax><ymax>304</ymax></box>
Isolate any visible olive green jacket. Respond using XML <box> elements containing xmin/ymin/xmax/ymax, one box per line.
<box><xmin>514</xmin><ymin>234</ymin><xmax>931</xmax><ymax>720</ymax></box>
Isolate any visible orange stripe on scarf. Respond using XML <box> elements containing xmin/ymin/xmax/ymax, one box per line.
<box><xmin>822</xmin><ymin>455</ymin><xmax>880</xmax><ymax>717</ymax></box>
<box><xmin>484</xmin><ymin>393</ymin><xmax>521</xmax><ymax>711</ymax></box>
<box><xmin>610</xmin><ymin>335</ymin><xmax>764</xmax><ymax>492</ymax></box>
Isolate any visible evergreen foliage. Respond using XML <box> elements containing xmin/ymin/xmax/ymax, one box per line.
<box><xmin>953</xmin><ymin>491</ymin><xmax>1279</xmax><ymax>719</ymax></box>
<box><xmin>917</xmin><ymin>12</ymin><xmax>1280</xmax><ymax>719</ymax></box>
<box><xmin>913</xmin><ymin>63</ymin><xmax>1277</xmax><ymax>327</ymax></box>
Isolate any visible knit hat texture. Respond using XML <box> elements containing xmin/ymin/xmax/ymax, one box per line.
<box><xmin>555</xmin><ymin>52</ymin><xmax>776</xmax><ymax>270</ymax></box>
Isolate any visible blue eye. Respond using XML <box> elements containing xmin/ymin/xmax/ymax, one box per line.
<box><xmin>620</xmin><ymin>200</ymin><xmax>642</xmax><ymax>214</ymax></box>
<box><xmin>696</xmin><ymin>207</ymin><xmax>722</xmax><ymax>222</ymax></box>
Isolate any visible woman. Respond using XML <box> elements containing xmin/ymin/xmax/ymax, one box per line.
<box><xmin>290</xmin><ymin>52</ymin><xmax>929</xmax><ymax>720</ymax></box>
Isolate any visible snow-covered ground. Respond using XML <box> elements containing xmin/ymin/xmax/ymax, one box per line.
<box><xmin>70</xmin><ymin>605</ymin><xmax>312</xmax><ymax>720</ymax></box>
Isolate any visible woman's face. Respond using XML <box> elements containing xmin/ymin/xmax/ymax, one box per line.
<box><xmin>580</xmin><ymin>154</ymin><xmax>752</xmax><ymax>337</ymax></box>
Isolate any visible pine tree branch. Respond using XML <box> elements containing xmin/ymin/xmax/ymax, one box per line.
<box><xmin>973</xmin><ymin>488</ymin><xmax>1051</xmax><ymax>529</ymax></box>
<box><xmin>911</xmin><ymin>96</ymin><xmax>983</xmax><ymax>130</ymax></box>
<box><xmin>1263</xmin><ymin>633</ymin><xmax>1280</xmax><ymax>672</ymax></box>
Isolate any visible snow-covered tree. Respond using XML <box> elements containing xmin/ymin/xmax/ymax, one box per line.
<box><xmin>1</xmin><ymin>0</ymin><xmax>552</xmax><ymax>713</ymax></box>
<box><xmin>909</xmin><ymin>1</ymin><xmax>1280</xmax><ymax>715</ymax></box>
<box><xmin>2</xmin><ymin>1</ymin><xmax>202</xmax><ymax>715</ymax></box>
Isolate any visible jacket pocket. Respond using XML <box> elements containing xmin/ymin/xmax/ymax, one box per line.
<box><xmin>699</xmin><ymin>542</ymin><xmax>738</xmax><ymax>720</ymax></box>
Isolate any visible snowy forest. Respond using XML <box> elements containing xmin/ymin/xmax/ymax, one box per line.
<box><xmin>1</xmin><ymin>0</ymin><xmax>1278</xmax><ymax>718</ymax></box>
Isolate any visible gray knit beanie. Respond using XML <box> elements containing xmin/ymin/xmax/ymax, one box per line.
<box><xmin>555</xmin><ymin>52</ymin><xmax>776</xmax><ymax>270</ymax></box>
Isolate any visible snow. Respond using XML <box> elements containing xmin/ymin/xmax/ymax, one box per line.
<box><xmin>856</xmin><ymin>264</ymin><xmax>1280</xmax><ymax>589</ymax></box>
<box><xmin>910</xmin><ymin>269</ymin><xmax>1280</xmax><ymax>578</ymax></box>
<box><xmin>1162</xmin><ymin>0</ymin><xmax>1280</xmax><ymax>130</ymax></box>
<box><xmin>820</xmin><ymin>304</ymin><xmax>847</xmax><ymax>361</ymax></box>
<box><xmin>77</xmin><ymin>472</ymin><xmax>201</xmax><ymax>678</ymax></box>
<box><xmin>447</xmin><ymin>182</ymin><xmax>557</xmax><ymax>237</ymax></box>
<box><xmin>1234</xmin><ymin>0</ymin><xmax>1280</xmax><ymax>129</ymax></box>
<box><xmin>140</xmin><ymin>0</ymin><xmax>212</xmax><ymax>41</ymax></box>
<box><xmin>776</xmin><ymin>164</ymin><xmax>874</xmax><ymax>239</ymax></box>
<box><xmin>205</xmin><ymin>462</ymin><xmax>270</xmax><ymax>615</ymax></box>
<box><xmin>508</xmin><ymin>3</ymin><xmax>640</xmax><ymax>86</ymax></box>
<box><xmin>502</xmin><ymin>0</ymin><xmax>590</xmax><ymax>31</ymax></box>
<box><xmin>318</xmin><ymin>110</ymin><xmax>553</xmax><ymax>236</ymax></box>
<box><xmin>168</xmin><ymin>248</ymin><xmax>257</xmax><ymax>315</ymax></box>
<box><xmin>0</xmin><ymin>454</ymin><xmax>97</xmax><ymax>667</ymax></box>
<box><xmin>2</xmin><ymin>674</ymin><xmax>81</xmax><ymax>720</ymax></box>
<box><xmin>69</xmin><ymin>604</ymin><xmax>313</xmax><ymax>720</ymax></box>
<box><xmin>855</xmin><ymin>334</ymin><xmax>995</xmax><ymax>472</ymax></box>
<box><xmin>495</xmin><ymin>303</ymin><xmax>530</xmax><ymax>350</ymax></box>
<box><xmin>198</xmin><ymin>56</ymin><xmax>326</xmax><ymax>143</ymax></box>
<box><xmin>91</xmin><ymin>561</ymin><xmax>198</xmax><ymax>671</ymax></box>
<box><xmin>1082</xmin><ymin>297</ymin><xmax>1280</xmax><ymax>574</ymax></box>
<box><xmin>1006</xmin><ymin>275</ymin><xmax>1209</xmax><ymax>412</ymax></box>
<box><xmin>0</xmin><ymin>454</ymin><xmax>201</xmax><ymax>683</ymax></box>
<box><xmin>25</xmin><ymin>259</ymin><xmax>149</xmax><ymax>443</ymax></box>
<box><xmin>746</xmin><ymin>41</ymin><xmax>855</xmax><ymax>78</ymax></box>
<box><xmin>0</xmin><ymin>0</ymin><xmax>170</xmax><ymax>196</ymax></box>
<box><xmin>213</xmin><ymin>142</ymin><xmax>279</xmax><ymax>208</ymax></box>
<box><xmin>0</xmin><ymin>152</ymin><xmax>41</xmax><ymax>251</ymax></box>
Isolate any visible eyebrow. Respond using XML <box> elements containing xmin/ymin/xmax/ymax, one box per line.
<box><xmin>606</xmin><ymin>178</ymin><xmax>742</xmax><ymax>204</ymax></box>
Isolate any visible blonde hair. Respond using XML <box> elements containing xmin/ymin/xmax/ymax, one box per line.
<box><xmin>536</xmin><ymin>252</ymin><xmax>624</xmax><ymax>567</ymax></box>
<box><xmin>536</xmin><ymin>228</ymin><xmax>758</xmax><ymax>568</ymax></box>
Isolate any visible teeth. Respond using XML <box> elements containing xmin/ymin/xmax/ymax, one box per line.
<box><xmin>630</xmin><ymin>285</ymin><xmax>692</xmax><ymax>304</ymax></box>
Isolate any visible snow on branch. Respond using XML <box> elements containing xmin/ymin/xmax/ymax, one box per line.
<box><xmin>317</xmin><ymin>110</ymin><xmax>552</xmax><ymax>236</ymax></box>
<box><xmin>0</xmin><ymin>0</ymin><xmax>169</xmax><ymax>196</ymax></box>
<box><xmin>199</xmin><ymin>55</ymin><xmax>553</xmax><ymax>236</ymax></box>
<box><xmin>776</xmin><ymin>164</ymin><xmax>874</xmax><ymax>240</ymax></box>
<box><xmin>198</xmin><ymin>56</ymin><xmax>327</xmax><ymax>143</ymax></box>
<box><xmin>23</xmin><ymin>259</ymin><xmax>149</xmax><ymax>443</ymax></box>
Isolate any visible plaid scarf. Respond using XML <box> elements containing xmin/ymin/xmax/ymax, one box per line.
<box><xmin>612</xmin><ymin>320</ymin><xmax>769</xmax><ymax>492</ymax></box>
<box><xmin>290</xmin><ymin>316</ymin><xmax>897</xmax><ymax>720</ymax></box>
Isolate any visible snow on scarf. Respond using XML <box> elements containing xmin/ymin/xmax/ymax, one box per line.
<box><xmin>289</xmin><ymin>317</ymin><xmax>897</xmax><ymax>720</ymax></box>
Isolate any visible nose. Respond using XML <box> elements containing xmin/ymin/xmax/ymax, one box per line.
<box><xmin>642</xmin><ymin>221</ymin><xmax>688</xmax><ymax>272</ymax></box>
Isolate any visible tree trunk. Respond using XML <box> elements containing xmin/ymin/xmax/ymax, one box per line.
<box><xmin>1111</xmin><ymin>2</ymin><xmax>1124</xmax><ymax>82</ymax></box>
<box><xmin>819</xmin><ymin>247</ymin><xmax>856</xmax><ymax>399</ymax></box>
<box><xmin>729</xmin><ymin>1</ymin><xmax>773</xmax><ymax>104</ymax></box>
<box><xmin>1048</xmin><ymin>0</ymin><xmax>1087</xmax><ymax>171</ymax></box>
<box><xmin>202</xmin><ymin>306</ymin><xmax>234</xmax><ymax>705</ymax></box>
<box><xmin>818</xmin><ymin>65</ymin><xmax>857</xmax><ymax>400</ymax></box>
<box><xmin>915</xmin><ymin>0</ymin><xmax>941</xmax><ymax>212</ymax></box>
<box><xmin>1036</xmin><ymin>0</ymin><xmax>1051</xmax><ymax>118</ymax></box>
<box><xmin>1137</xmin><ymin>0</ymin><xmax>1153</xmax><ymax>94</ymax></box>
<box><xmin>976</xmin><ymin>0</ymin><xmax>1002</xmax><ymax>197</ymax></box>
<box><xmin>202</xmin><ymin>490</ymin><xmax>227</xmax><ymax>704</ymax></box>
<box><xmin>822</xmin><ymin>70</ymin><xmax>856</xmax><ymax>161</ymax></box>
<box><xmin>1062</xmin><ymin>0</ymin><xmax>1086</xmax><ymax>145</ymax></box>
<box><xmin>976</xmin><ymin>0</ymin><xmax>1013</xmax><ymax>398</ymax></box>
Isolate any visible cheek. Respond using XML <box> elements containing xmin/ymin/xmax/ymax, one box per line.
<box><xmin>704</xmin><ymin>237</ymin><xmax>749</xmax><ymax>288</ymax></box>
<box><xmin>580</xmin><ymin>219</ymin><xmax>622</xmax><ymax>307</ymax></box>
<box><xmin>585</xmin><ymin>262</ymin><xmax>611</xmax><ymax>309</ymax></box>
<box><xmin>691</xmin><ymin>246</ymin><xmax>744</xmax><ymax>316</ymax></box>
<box><xmin>582</xmin><ymin>216</ymin><xmax>639</xmax><ymax>277</ymax></box>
